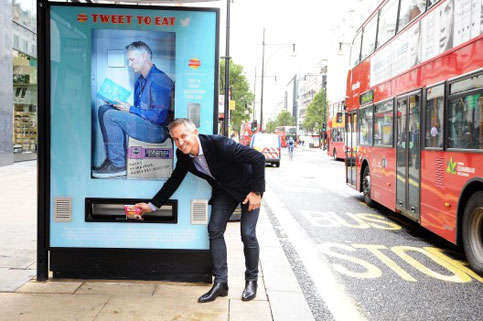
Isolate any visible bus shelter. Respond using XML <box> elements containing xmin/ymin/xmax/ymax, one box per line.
<box><xmin>37</xmin><ymin>0</ymin><xmax>219</xmax><ymax>282</ymax></box>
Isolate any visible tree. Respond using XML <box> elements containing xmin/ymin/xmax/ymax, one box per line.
<box><xmin>304</xmin><ymin>89</ymin><xmax>327</xmax><ymax>134</ymax></box>
<box><xmin>276</xmin><ymin>110</ymin><xmax>295</xmax><ymax>126</ymax></box>
<box><xmin>265</xmin><ymin>119</ymin><xmax>278</xmax><ymax>133</ymax></box>
<box><xmin>220</xmin><ymin>60</ymin><xmax>255</xmax><ymax>135</ymax></box>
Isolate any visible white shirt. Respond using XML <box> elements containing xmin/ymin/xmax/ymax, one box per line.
<box><xmin>189</xmin><ymin>136</ymin><xmax>214</xmax><ymax>179</ymax></box>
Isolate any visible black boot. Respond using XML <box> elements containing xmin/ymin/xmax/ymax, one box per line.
<box><xmin>241</xmin><ymin>280</ymin><xmax>257</xmax><ymax>301</ymax></box>
<box><xmin>198</xmin><ymin>282</ymin><xmax>229</xmax><ymax>303</ymax></box>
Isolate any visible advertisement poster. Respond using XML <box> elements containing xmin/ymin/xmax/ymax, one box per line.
<box><xmin>91</xmin><ymin>29</ymin><xmax>176</xmax><ymax>180</ymax></box>
<box><xmin>371</xmin><ymin>0</ymin><xmax>483</xmax><ymax>87</ymax></box>
<box><xmin>49</xmin><ymin>4</ymin><xmax>218</xmax><ymax>249</ymax></box>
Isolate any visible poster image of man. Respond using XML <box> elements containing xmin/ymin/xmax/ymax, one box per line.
<box><xmin>408</xmin><ymin>21</ymin><xmax>422</xmax><ymax>67</ymax></box>
<box><xmin>91</xmin><ymin>30</ymin><xmax>176</xmax><ymax>179</ymax></box>
<box><xmin>438</xmin><ymin>0</ymin><xmax>454</xmax><ymax>53</ymax></box>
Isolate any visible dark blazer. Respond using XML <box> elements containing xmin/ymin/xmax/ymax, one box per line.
<box><xmin>150</xmin><ymin>134</ymin><xmax>265</xmax><ymax>207</ymax></box>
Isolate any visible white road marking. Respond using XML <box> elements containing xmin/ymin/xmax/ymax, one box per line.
<box><xmin>264</xmin><ymin>185</ymin><xmax>368</xmax><ymax>321</ymax></box>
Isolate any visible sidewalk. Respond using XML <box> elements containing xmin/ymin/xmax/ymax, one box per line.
<box><xmin>0</xmin><ymin>161</ymin><xmax>314</xmax><ymax>321</ymax></box>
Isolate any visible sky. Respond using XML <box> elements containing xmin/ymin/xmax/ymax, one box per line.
<box><xmin>174</xmin><ymin>0</ymin><xmax>381</xmax><ymax>122</ymax></box>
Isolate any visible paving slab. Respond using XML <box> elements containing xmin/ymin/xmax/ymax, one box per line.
<box><xmin>94</xmin><ymin>292</ymin><xmax>228</xmax><ymax>321</ymax></box>
<box><xmin>0</xmin><ymin>268</ymin><xmax>35</xmax><ymax>292</ymax></box>
<box><xmin>229</xmin><ymin>299</ymin><xmax>273</xmax><ymax>321</ymax></box>
<box><xmin>259</xmin><ymin>245</ymin><xmax>302</xmax><ymax>293</ymax></box>
<box><xmin>227</xmin><ymin>276</ymin><xmax>268</xmax><ymax>301</ymax></box>
<box><xmin>0</xmin><ymin>248</ymin><xmax>35</xmax><ymax>269</ymax></box>
<box><xmin>17</xmin><ymin>280</ymin><xmax>83</xmax><ymax>294</ymax></box>
<box><xmin>267</xmin><ymin>290</ymin><xmax>315</xmax><ymax>321</ymax></box>
<box><xmin>153</xmin><ymin>281</ymin><xmax>214</xmax><ymax>302</ymax></box>
<box><xmin>258</xmin><ymin>216</ymin><xmax>281</xmax><ymax>247</ymax></box>
<box><xmin>76</xmin><ymin>281</ymin><xmax>158</xmax><ymax>297</ymax></box>
<box><xmin>0</xmin><ymin>293</ymin><xmax>109</xmax><ymax>321</ymax></box>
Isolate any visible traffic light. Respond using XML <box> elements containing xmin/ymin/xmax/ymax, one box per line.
<box><xmin>251</xmin><ymin>121</ymin><xmax>258</xmax><ymax>132</ymax></box>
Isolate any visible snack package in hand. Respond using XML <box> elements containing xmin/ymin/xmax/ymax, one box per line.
<box><xmin>124</xmin><ymin>205</ymin><xmax>144</xmax><ymax>220</ymax></box>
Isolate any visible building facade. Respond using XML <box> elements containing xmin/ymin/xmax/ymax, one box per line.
<box><xmin>0</xmin><ymin>0</ymin><xmax>38</xmax><ymax>167</ymax></box>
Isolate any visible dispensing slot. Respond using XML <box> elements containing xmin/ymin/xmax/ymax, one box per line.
<box><xmin>85</xmin><ymin>198</ymin><xmax>177</xmax><ymax>223</ymax></box>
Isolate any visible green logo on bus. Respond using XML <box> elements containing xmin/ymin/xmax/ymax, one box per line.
<box><xmin>447</xmin><ymin>158</ymin><xmax>457</xmax><ymax>175</ymax></box>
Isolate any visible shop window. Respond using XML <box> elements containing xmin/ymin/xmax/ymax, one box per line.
<box><xmin>13</xmin><ymin>51</ymin><xmax>38</xmax><ymax>158</ymax></box>
<box><xmin>359</xmin><ymin>106</ymin><xmax>374</xmax><ymax>146</ymax></box>
<box><xmin>425</xmin><ymin>84</ymin><xmax>444</xmax><ymax>148</ymax></box>
<box><xmin>448</xmin><ymin>93</ymin><xmax>483</xmax><ymax>150</ymax></box>
<box><xmin>374</xmin><ymin>100</ymin><xmax>394</xmax><ymax>146</ymax></box>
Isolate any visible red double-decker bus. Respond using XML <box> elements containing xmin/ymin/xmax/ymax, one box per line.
<box><xmin>239</xmin><ymin>121</ymin><xmax>258</xmax><ymax>146</ymax></box>
<box><xmin>345</xmin><ymin>0</ymin><xmax>483</xmax><ymax>274</ymax></box>
<box><xmin>274</xmin><ymin>126</ymin><xmax>297</xmax><ymax>147</ymax></box>
<box><xmin>327</xmin><ymin>101</ymin><xmax>347</xmax><ymax>160</ymax></box>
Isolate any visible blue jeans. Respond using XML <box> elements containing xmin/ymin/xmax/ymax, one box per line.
<box><xmin>98</xmin><ymin>105</ymin><xmax>168</xmax><ymax>167</ymax></box>
<box><xmin>209</xmin><ymin>190</ymin><xmax>260</xmax><ymax>283</ymax></box>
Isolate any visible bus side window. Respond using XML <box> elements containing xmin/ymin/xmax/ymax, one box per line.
<box><xmin>448</xmin><ymin>94</ymin><xmax>483</xmax><ymax>150</ymax></box>
<box><xmin>425</xmin><ymin>85</ymin><xmax>444</xmax><ymax>148</ymax></box>
<box><xmin>448</xmin><ymin>74</ymin><xmax>483</xmax><ymax>150</ymax></box>
<box><xmin>359</xmin><ymin>105</ymin><xmax>374</xmax><ymax>146</ymax></box>
<box><xmin>361</xmin><ymin>14</ymin><xmax>378</xmax><ymax>60</ymax></box>
<box><xmin>351</xmin><ymin>32</ymin><xmax>362</xmax><ymax>67</ymax></box>
<box><xmin>398</xmin><ymin>0</ymin><xmax>426</xmax><ymax>32</ymax></box>
<box><xmin>377</xmin><ymin>0</ymin><xmax>399</xmax><ymax>48</ymax></box>
<box><xmin>374</xmin><ymin>100</ymin><xmax>394</xmax><ymax>147</ymax></box>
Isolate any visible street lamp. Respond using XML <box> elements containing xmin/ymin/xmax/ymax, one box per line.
<box><xmin>337</xmin><ymin>42</ymin><xmax>352</xmax><ymax>56</ymax></box>
<box><xmin>260</xmin><ymin>28</ymin><xmax>296</xmax><ymax>131</ymax></box>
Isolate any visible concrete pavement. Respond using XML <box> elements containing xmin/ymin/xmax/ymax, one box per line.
<box><xmin>0</xmin><ymin>160</ymin><xmax>315</xmax><ymax>321</ymax></box>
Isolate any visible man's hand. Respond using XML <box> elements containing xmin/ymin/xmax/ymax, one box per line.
<box><xmin>113</xmin><ymin>100</ymin><xmax>130</xmax><ymax>112</ymax></box>
<box><xmin>242</xmin><ymin>192</ymin><xmax>262</xmax><ymax>212</ymax></box>
<box><xmin>135</xmin><ymin>202</ymin><xmax>153</xmax><ymax>215</ymax></box>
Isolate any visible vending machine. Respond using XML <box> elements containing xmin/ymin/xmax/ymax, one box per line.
<box><xmin>37</xmin><ymin>1</ymin><xmax>219</xmax><ymax>282</ymax></box>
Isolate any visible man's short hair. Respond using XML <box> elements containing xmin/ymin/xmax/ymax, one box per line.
<box><xmin>125</xmin><ymin>41</ymin><xmax>153</xmax><ymax>60</ymax></box>
<box><xmin>168</xmin><ymin>118</ymin><xmax>197</xmax><ymax>133</ymax></box>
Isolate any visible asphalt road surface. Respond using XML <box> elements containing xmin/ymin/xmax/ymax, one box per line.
<box><xmin>263</xmin><ymin>147</ymin><xmax>483</xmax><ymax>321</ymax></box>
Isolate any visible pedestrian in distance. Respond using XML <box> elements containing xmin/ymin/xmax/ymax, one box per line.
<box><xmin>135</xmin><ymin>118</ymin><xmax>265</xmax><ymax>303</ymax></box>
<box><xmin>287</xmin><ymin>136</ymin><xmax>295</xmax><ymax>160</ymax></box>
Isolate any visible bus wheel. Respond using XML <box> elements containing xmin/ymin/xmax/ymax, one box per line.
<box><xmin>333</xmin><ymin>149</ymin><xmax>337</xmax><ymax>160</ymax></box>
<box><xmin>462</xmin><ymin>191</ymin><xmax>483</xmax><ymax>275</ymax></box>
<box><xmin>362</xmin><ymin>167</ymin><xmax>375</xmax><ymax>207</ymax></box>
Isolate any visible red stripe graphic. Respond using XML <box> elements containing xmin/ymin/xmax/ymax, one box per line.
<box><xmin>261</xmin><ymin>147</ymin><xmax>279</xmax><ymax>159</ymax></box>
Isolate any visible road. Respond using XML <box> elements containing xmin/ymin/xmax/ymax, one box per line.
<box><xmin>263</xmin><ymin>147</ymin><xmax>483</xmax><ymax>321</ymax></box>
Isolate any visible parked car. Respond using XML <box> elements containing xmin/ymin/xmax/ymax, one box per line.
<box><xmin>250</xmin><ymin>133</ymin><xmax>281</xmax><ymax>167</ymax></box>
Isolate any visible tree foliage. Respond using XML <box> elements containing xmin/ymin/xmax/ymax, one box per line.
<box><xmin>265</xmin><ymin>119</ymin><xmax>278</xmax><ymax>133</ymax></box>
<box><xmin>304</xmin><ymin>89</ymin><xmax>327</xmax><ymax>133</ymax></box>
<box><xmin>276</xmin><ymin>110</ymin><xmax>295</xmax><ymax>127</ymax></box>
<box><xmin>220</xmin><ymin>60</ymin><xmax>255</xmax><ymax>134</ymax></box>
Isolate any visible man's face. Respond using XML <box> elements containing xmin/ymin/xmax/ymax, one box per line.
<box><xmin>170</xmin><ymin>124</ymin><xmax>199</xmax><ymax>155</ymax></box>
<box><xmin>127</xmin><ymin>50</ymin><xmax>146</xmax><ymax>73</ymax></box>
<box><xmin>439</xmin><ymin>0</ymin><xmax>454</xmax><ymax>51</ymax></box>
<box><xmin>409</xmin><ymin>23</ymin><xmax>420</xmax><ymax>66</ymax></box>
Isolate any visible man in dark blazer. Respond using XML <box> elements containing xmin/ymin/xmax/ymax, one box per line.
<box><xmin>136</xmin><ymin>118</ymin><xmax>265</xmax><ymax>303</ymax></box>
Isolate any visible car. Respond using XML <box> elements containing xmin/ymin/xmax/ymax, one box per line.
<box><xmin>250</xmin><ymin>133</ymin><xmax>281</xmax><ymax>167</ymax></box>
